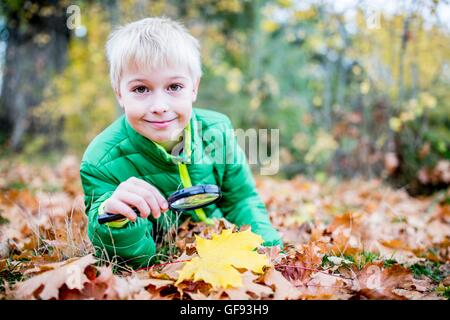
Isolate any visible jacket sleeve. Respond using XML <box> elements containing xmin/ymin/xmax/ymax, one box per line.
<box><xmin>79</xmin><ymin>161</ymin><xmax>156</xmax><ymax>268</ymax></box>
<box><xmin>216</xmin><ymin>121</ymin><xmax>283</xmax><ymax>247</ymax></box>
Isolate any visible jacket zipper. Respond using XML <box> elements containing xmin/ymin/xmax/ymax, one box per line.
<box><xmin>153</xmin><ymin>123</ymin><xmax>210</xmax><ymax>223</ymax></box>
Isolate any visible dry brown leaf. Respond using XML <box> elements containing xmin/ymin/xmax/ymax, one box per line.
<box><xmin>391</xmin><ymin>289</ymin><xmax>444</xmax><ymax>300</ymax></box>
<box><xmin>102</xmin><ymin>274</ymin><xmax>161</xmax><ymax>300</ymax></box>
<box><xmin>14</xmin><ymin>254</ymin><xmax>96</xmax><ymax>299</ymax></box>
<box><xmin>224</xmin><ymin>271</ymin><xmax>273</xmax><ymax>300</ymax></box>
<box><xmin>263</xmin><ymin>267</ymin><xmax>302</xmax><ymax>300</ymax></box>
<box><xmin>2</xmin><ymin>157</ymin><xmax>449</xmax><ymax>300</ymax></box>
<box><xmin>157</xmin><ymin>252</ymin><xmax>196</xmax><ymax>280</ymax></box>
<box><xmin>186</xmin><ymin>290</ymin><xmax>224</xmax><ymax>300</ymax></box>
<box><xmin>355</xmin><ymin>263</ymin><xmax>414</xmax><ymax>300</ymax></box>
<box><xmin>302</xmin><ymin>272</ymin><xmax>352</xmax><ymax>300</ymax></box>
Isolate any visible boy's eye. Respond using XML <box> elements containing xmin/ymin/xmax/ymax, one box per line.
<box><xmin>133</xmin><ymin>86</ymin><xmax>149</xmax><ymax>94</ymax></box>
<box><xmin>168</xmin><ymin>84</ymin><xmax>183</xmax><ymax>92</ymax></box>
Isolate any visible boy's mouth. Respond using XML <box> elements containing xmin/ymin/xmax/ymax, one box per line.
<box><xmin>144</xmin><ymin>117</ymin><xmax>177</xmax><ymax>129</ymax></box>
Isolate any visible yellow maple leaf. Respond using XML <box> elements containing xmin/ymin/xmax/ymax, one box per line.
<box><xmin>175</xmin><ymin>229</ymin><xmax>270</xmax><ymax>289</ymax></box>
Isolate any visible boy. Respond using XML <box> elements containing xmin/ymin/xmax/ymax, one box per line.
<box><xmin>79</xmin><ymin>17</ymin><xmax>282</xmax><ymax>268</ymax></box>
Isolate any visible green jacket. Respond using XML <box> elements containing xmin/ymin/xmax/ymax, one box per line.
<box><xmin>79</xmin><ymin>108</ymin><xmax>282</xmax><ymax>268</ymax></box>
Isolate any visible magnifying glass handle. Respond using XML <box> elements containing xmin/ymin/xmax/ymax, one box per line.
<box><xmin>98</xmin><ymin>207</ymin><xmax>140</xmax><ymax>224</ymax></box>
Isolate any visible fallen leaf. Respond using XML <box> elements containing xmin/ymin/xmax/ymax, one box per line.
<box><xmin>175</xmin><ymin>229</ymin><xmax>270</xmax><ymax>289</ymax></box>
<box><xmin>355</xmin><ymin>263</ymin><xmax>414</xmax><ymax>300</ymax></box>
<box><xmin>263</xmin><ymin>267</ymin><xmax>302</xmax><ymax>300</ymax></box>
<box><xmin>224</xmin><ymin>271</ymin><xmax>273</xmax><ymax>299</ymax></box>
<box><xmin>14</xmin><ymin>254</ymin><xmax>96</xmax><ymax>299</ymax></box>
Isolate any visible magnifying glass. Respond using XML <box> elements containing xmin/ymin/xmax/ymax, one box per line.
<box><xmin>98</xmin><ymin>184</ymin><xmax>221</xmax><ymax>224</ymax></box>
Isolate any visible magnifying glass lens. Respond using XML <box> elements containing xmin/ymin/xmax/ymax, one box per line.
<box><xmin>171</xmin><ymin>193</ymin><xmax>220</xmax><ymax>210</ymax></box>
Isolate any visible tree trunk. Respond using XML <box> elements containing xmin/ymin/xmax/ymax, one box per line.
<box><xmin>0</xmin><ymin>0</ymin><xmax>70</xmax><ymax>152</ymax></box>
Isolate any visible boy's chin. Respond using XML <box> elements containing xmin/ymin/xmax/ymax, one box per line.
<box><xmin>145</xmin><ymin>128</ymin><xmax>183</xmax><ymax>143</ymax></box>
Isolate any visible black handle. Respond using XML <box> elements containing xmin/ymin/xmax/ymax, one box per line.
<box><xmin>98</xmin><ymin>207</ymin><xmax>140</xmax><ymax>224</ymax></box>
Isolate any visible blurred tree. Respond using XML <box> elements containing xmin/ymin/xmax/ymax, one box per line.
<box><xmin>1</xmin><ymin>0</ymin><xmax>447</xmax><ymax>193</ymax></box>
<box><xmin>0</xmin><ymin>0</ymin><xmax>71</xmax><ymax>152</ymax></box>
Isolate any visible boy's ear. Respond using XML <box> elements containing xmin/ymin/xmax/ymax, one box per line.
<box><xmin>192</xmin><ymin>78</ymin><xmax>201</xmax><ymax>103</ymax></box>
<box><xmin>114</xmin><ymin>88</ymin><xmax>124</xmax><ymax>109</ymax></box>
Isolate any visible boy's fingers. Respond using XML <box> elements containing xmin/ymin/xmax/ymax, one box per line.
<box><xmin>123</xmin><ymin>184</ymin><xmax>156</xmax><ymax>219</ymax></box>
<box><xmin>152</xmin><ymin>189</ymin><xmax>169</xmax><ymax>212</ymax></box>
<box><xmin>129</xmin><ymin>177</ymin><xmax>168</xmax><ymax>211</ymax></box>
<box><xmin>105</xmin><ymin>198</ymin><xmax>137</xmax><ymax>222</ymax></box>
<box><xmin>124</xmin><ymin>184</ymin><xmax>162</xmax><ymax>218</ymax></box>
<box><xmin>130</xmin><ymin>177</ymin><xmax>156</xmax><ymax>192</ymax></box>
<box><xmin>116</xmin><ymin>190</ymin><xmax>151</xmax><ymax>219</ymax></box>
<box><xmin>143</xmin><ymin>192</ymin><xmax>161</xmax><ymax>219</ymax></box>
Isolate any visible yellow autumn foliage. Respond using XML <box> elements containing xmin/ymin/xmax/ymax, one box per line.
<box><xmin>175</xmin><ymin>229</ymin><xmax>270</xmax><ymax>289</ymax></box>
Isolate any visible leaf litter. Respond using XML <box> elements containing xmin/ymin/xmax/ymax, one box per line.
<box><xmin>0</xmin><ymin>156</ymin><xmax>449</xmax><ymax>300</ymax></box>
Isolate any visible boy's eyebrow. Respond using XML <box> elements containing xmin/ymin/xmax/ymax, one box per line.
<box><xmin>127</xmin><ymin>76</ymin><xmax>188</xmax><ymax>85</ymax></box>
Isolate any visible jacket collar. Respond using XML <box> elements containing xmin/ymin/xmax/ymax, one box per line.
<box><xmin>124</xmin><ymin>110</ymin><xmax>197</xmax><ymax>168</ymax></box>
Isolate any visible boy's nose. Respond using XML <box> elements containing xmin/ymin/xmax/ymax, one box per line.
<box><xmin>149</xmin><ymin>104</ymin><xmax>168</xmax><ymax>113</ymax></box>
<box><xmin>148</xmin><ymin>92</ymin><xmax>169</xmax><ymax>113</ymax></box>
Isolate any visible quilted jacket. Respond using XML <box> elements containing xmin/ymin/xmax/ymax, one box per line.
<box><xmin>79</xmin><ymin>108</ymin><xmax>283</xmax><ymax>268</ymax></box>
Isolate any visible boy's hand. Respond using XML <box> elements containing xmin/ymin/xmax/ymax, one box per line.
<box><xmin>104</xmin><ymin>177</ymin><xmax>169</xmax><ymax>222</ymax></box>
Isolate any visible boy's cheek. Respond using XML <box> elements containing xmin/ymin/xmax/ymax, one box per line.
<box><xmin>123</xmin><ymin>103</ymin><xmax>147</xmax><ymax>117</ymax></box>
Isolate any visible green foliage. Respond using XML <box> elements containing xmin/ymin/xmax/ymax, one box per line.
<box><xmin>383</xmin><ymin>259</ymin><xmax>398</xmax><ymax>268</ymax></box>
<box><xmin>437</xmin><ymin>285</ymin><xmax>450</xmax><ymax>299</ymax></box>
<box><xmin>322</xmin><ymin>251</ymin><xmax>385</xmax><ymax>270</ymax></box>
<box><xmin>321</xmin><ymin>254</ymin><xmax>330</xmax><ymax>267</ymax></box>
<box><xmin>357</xmin><ymin>251</ymin><xmax>380</xmax><ymax>269</ymax></box>
<box><xmin>0</xmin><ymin>263</ymin><xmax>23</xmax><ymax>295</ymax></box>
<box><xmin>0</xmin><ymin>212</ymin><xmax>9</xmax><ymax>225</ymax></box>
<box><xmin>410</xmin><ymin>261</ymin><xmax>447</xmax><ymax>283</ymax></box>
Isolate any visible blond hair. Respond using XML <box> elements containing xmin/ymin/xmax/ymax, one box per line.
<box><xmin>105</xmin><ymin>16</ymin><xmax>202</xmax><ymax>93</ymax></box>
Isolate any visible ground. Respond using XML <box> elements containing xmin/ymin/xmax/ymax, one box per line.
<box><xmin>0</xmin><ymin>155</ymin><xmax>449</xmax><ymax>300</ymax></box>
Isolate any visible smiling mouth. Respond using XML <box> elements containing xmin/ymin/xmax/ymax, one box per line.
<box><xmin>144</xmin><ymin>117</ymin><xmax>177</xmax><ymax>124</ymax></box>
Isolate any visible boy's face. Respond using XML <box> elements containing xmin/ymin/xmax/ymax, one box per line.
<box><xmin>116</xmin><ymin>63</ymin><xmax>200</xmax><ymax>146</ymax></box>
